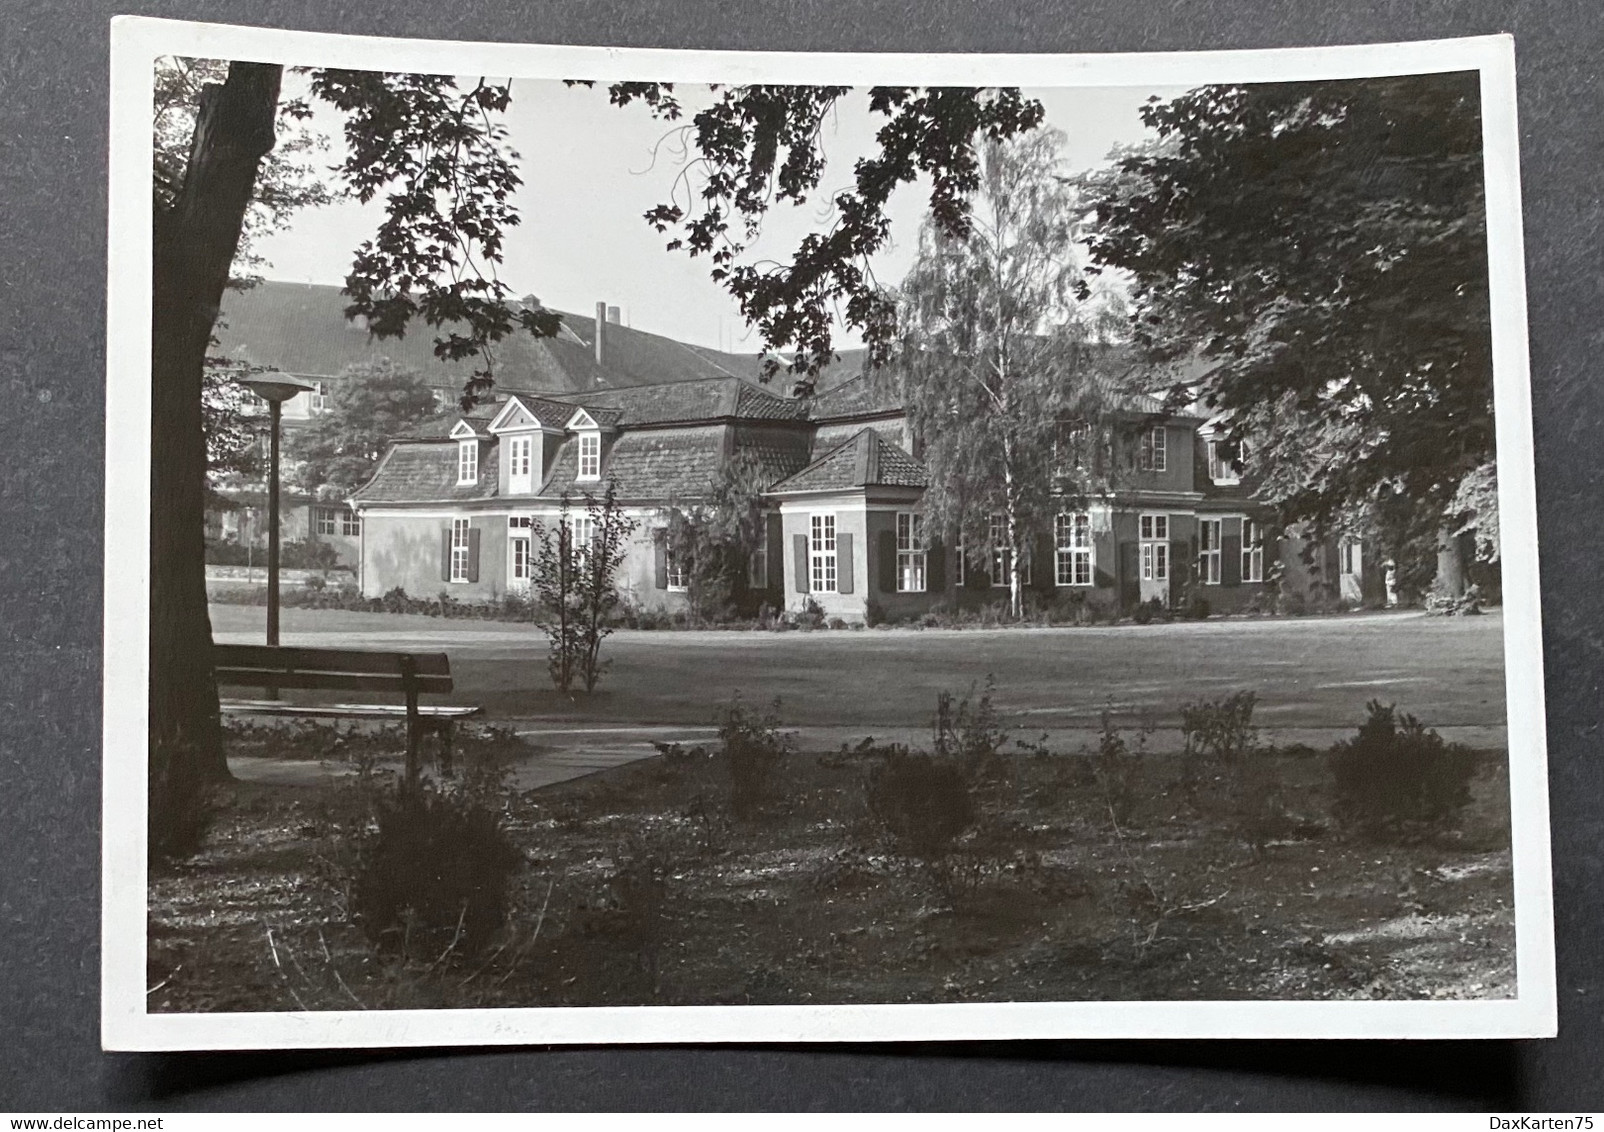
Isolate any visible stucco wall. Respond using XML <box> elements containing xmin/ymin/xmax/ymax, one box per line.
<box><xmin>362</xmin><ymin>512</ymin><xmax>508</xmax><ymax>601</ymax></box>
<box><xmin>779</xmin><ymin>499</ymin><xmax>869</xmax><ymax>621</ymax></box>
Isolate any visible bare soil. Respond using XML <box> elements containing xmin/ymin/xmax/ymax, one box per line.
<box><xmin>147</xmin><ymin>732</ymin><xmax>1515</xmax><ymax>1012</ymax></box>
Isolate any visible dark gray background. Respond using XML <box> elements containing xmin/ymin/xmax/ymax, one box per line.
<box><xmin>2</xmin><ymin>0</ymin><xmax>1599</xmax><ymax>1112</ymax></box>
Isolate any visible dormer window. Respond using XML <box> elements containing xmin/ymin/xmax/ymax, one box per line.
<box><xmin>577</xmin><ymin>431</ymin><xmax>601</xmax><ymax>481</ymax></box>
<box><xmin>1138</xmin><ymin>426</ymin><xmax>1167</xmax><ymax>473</ymax></box>
<box><xmin>1207</xmin><ymin>437</ymin><xmax>1246</xmax><ymax>484</ymax></box>
<box><xmin>507</xmin><ymin>434</ymin><xmax>533</xmax><ymax>493</ymax></box>
<box><xmin>457</xmin><ymin>439</ymin><xmax>478</xmax><ymax>485</ymax></box>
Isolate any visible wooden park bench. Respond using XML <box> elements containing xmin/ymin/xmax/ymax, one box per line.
<box><xmin>214</xmin><ymin>644</ymin><xmax>481</xmax><ymax>785</ymax></box>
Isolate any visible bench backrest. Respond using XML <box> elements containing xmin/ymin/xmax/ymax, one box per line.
<box><xmin>213</xmin><ymin>644</ymin><xmax>454</xmax><ymax>695</ymax></box>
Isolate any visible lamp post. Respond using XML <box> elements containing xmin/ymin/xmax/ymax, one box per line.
<box><xmin>238</xmin><ymin>374</ymin><xmax>316</xmax><ymax>657</ymax></box>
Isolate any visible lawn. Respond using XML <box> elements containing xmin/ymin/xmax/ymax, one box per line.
<box><xmin>210</xmin><ymin>605</ymin><xmax>1509</xmax><ymax>737</ymax></box>
<box><xmin>151</xmin><ymin>609</ymin><xmax>1516</xmax><ymax>1012</ymax></box>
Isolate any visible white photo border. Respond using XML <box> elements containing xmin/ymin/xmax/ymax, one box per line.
<box><xmin>103</xmin><ymin>16</ymin><xmax>1555</xmax><ymax>1050</ymax></box>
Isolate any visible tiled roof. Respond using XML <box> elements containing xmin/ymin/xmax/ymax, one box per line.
<box><xmin>548</xmin><ymin>376</ymin><xmax>809</xmax><ymax>426</ymax></box>
<box><xmin>350</xmin><ymin>440</ymin><xmax>499</xmax><ymax>504</ymax></box>
<box><xmin>805</xmin><ymin>372</ymin><xmax>904</xmax><ymax>420</ymax></box>
<box><xmin>767</xmin><ymin>428</ymin><xmax>928</xmax><ymax>494</ymax></box>
<box><xmin>540</xmin><ymin>427</ymin><xmax>730</xmax><ymax>500</ymax></box>
<box><xmin>215</xmin><ymin>281</ymin><xmax>780</xmax><ymax>393</ymax></box>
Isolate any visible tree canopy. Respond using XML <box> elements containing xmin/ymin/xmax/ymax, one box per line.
<box><xmin>289</xmin><ymin>358</ymin><xmax>445</xmax><ymax>498</ymax></box>
<box><xmin>896</xmin><ymin>128</ymin><xmax>1113</xmax><ymax>616</ymax></box>
<box><xmin>1080</xmin><ymin>72</ymin><xmax>1493</xmax><ymax>544</ymax></box>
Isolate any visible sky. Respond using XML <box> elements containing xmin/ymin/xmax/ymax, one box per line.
<box><xmin>251</xmin><ymin>79</ymin><xmax>1189</xmax><ymax>353</ymax></box>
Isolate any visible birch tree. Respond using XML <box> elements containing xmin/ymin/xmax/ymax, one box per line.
<box><xmin>898</xmin><ymin>128</ymin><xmax>1110</xmax><ymax>618</ymax></box>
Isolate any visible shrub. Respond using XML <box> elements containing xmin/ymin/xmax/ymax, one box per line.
<box><xmin>1329</xmin><ymin>701</ymin><xmax>1480</xmax><ymax>837</ymax></box>
<box><xmin>827</xmin><ymin>616</ymin><xmax>848</xmax><ymax>630</ymax></box>
<box><xmin>795</xmin><ymin>597</ymin><xmax>827</xmax><ymax>630</ymax></box>
<box><xmin>1093</xmin><ymin>709</ymin><xmax>1141</xmax><ymax>826</ymax></box>
<box><xmin>865</xmin><ymin>746</ymin><xmax>976</xmax><ymax>861</ymax></box>
<box><xmin>717</xmin><ymin>698</ymin><xmax>793</xmax><ymax>820</ymax></box>
<box><xmin>1181</xmin><ymin>691</ymin><xmax>1259</xmax><ymax>769</ymax></box>
<box><xmin>351</xmin><ymin>784</ymin><xmax>521</xmax><ymax>958</ymax></box>
<box><xmin>932</xmin><ymin>676</ymin><xmax>1008</xmax><ymax>773</ymax></box>
<box><xmin>1184</xmin><ymin>593</ymin><xmax>1211</xmax><ymax>620</ymax></box>
<box><xmin>863</xmin><ymin>600</ymin><xmax>886</xmax><ymax>628</ymax></box>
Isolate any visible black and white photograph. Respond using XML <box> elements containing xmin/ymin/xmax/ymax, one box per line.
<box><xmin>103</xmin><ymin>19</ymin><xmax>1554</xmax><ymax>1048</ymax></box>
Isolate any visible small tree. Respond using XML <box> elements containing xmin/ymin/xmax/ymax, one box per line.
<box><xmin>665</xmin><ymin>450</ymin><xmax>772</xmax><ymax>623</ymax></box>
<box><xmin>291</xmin><ymin>358</ymin><xmax>445</xmax><ymax>498</ymax></box>
<box><xmin>532</xmin><ymin>484</ymin><xmax>637</xmax><ymax>694</ymax></box>
<box><xmin>575</xmin><ymin>482</ymin><xmax>638</xmax><ymax>692</ymax></box>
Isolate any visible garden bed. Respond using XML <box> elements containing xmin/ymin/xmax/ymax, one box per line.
<box><xmin>147</xmin><ymin>720</ymin><xmax>1515</xmax><ymax>1012</ymax></box>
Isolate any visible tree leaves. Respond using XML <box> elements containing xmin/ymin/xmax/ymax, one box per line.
<box><xmin>614</xmin><ymin>82</ymin><xmax>1045</xmax><ymax>391</ymax></box>
<box><xmin>310</xmin><ymin>70</ymin><xmax>563</xmax><ymax>408</ymax></box>
<box><xmin>1082</xmin><ymin>73</ymin><xmax>1493</xmax><ymax>537</ymax></box>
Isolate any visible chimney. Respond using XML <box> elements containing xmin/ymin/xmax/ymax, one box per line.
<box><xmin>607</xmin><ymin>305</ymin><xmax>621</xmax><ymax>325</ymax></box>
<box><xmin>594</xmin><ymin>301</ymin><xmax>606</xmax><ymax>365</ymax></box>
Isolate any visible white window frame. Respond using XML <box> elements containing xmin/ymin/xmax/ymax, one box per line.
<box><xmin>1139</xmin><ymin>426</ymin><xmax>1167</xmax><ymax>472</ymax></box>
<box><xmin>339</xmin><ymin>508</ymin><xmax>360</xmax><ymax>537</ymax></box>
<box><xmin>810</xmin><ymin>513</ymin><xmax>837</xmax><ymax>594</ymax></box>
<box><xmin>896</xmin><ymin>511</ymin><xmax>926</xmax><ymax>593</ymax></box>
<box><xmin>988</xmin><ymin>514</ymin><xmax>1031</xmax><ymax>587</ymax></box>
<box><xmin>665</xmin><ymin>545</ymin><xmax>689</xmax><ymax>591</ymax></box>
<box><xmin>307</xmin><ymin>380</ymin><xmax>327</xmax><ymax>414</ymax></box>
<box><xmin>1054</xmin><ymin>512</ymin><xmax>1094</xmax><ymax>587</ymax></box>
<box><xmin>449</xmin><ymin>518</ymin><xmax>471</xmax><ymax>583</ymax></box>
<box><xmin>457</xmin><ymin>439</ymin><xmax>478</xmax><ymax>485</ymax></box>
<box><xmin>1198</xmin><ymin>517</ymin><xmax>1222</xmax><ymax>585</ymax></box>
<box><xmin>1340</xmin><ymin>538</ymin><xmax>1361</xmax><ymax>580</ymax></box>
<box><xmin>314</xmin><ymin>506</ymin><xmax>337</xmax><ymax>536</ymax></box>
<box><xmin>1139</xmin><ymin>513</ymin><xmax>1170</xmax><ymax>582</ymax></box>
<box><xmin>568</xmin><ymin>513</ymin><xmax>596</xmax><ymax>572</ymax></box>
<box><xmin>508</xmin><ymin>515</ymin><xmax>533</xmax><ymax>586</ymax></box>
<box><xmin>507</xmin><ymin>434</ymin><xmax>534</xmax><ymax>492</ymax></box>
<box><xmin>1242</xmin><ymin>519</ymin><xmax>1265</xmax><ymax>583</ymax></box>
<box><xmin>953</xmin><ymin>540</ymin><xmax>966</xmax><ymax>588</ymax></box>
<box><xmin>577</xmin><ymin>432</ymin><xmax>601</xmax><ymax>481</ymax></box>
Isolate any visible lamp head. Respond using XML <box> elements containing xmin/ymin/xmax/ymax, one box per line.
<box><xmin>239</xmin><ymin>372</ymin><xmax>317</xmax><ymax>404</ymax></box>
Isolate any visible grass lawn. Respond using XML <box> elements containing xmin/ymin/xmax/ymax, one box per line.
<box><xmin>210</xmin><ymin>605</ymin><xmax>1508</xmax><ymax>737</ymax></box>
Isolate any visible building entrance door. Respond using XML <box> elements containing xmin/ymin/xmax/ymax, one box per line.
<box><xmin>1138</xmin><ymin>513</ymin><xmax>1170</xmax><ymax>605</ymax></box>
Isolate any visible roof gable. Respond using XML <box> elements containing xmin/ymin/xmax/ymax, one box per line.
<box><xmin>448</xmin><ymin>419</ymin><xmax>483</xmax><ymax>440</ymax></box>
<box><xmin>767</xmin><ymin>428</ymin><xmax>927</xmax><ymax>494</ymax></box>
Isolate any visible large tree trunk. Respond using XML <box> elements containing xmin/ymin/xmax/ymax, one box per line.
<box><xmin>150</xmin><ymin>63</ymin><xmax>282</xmax><ymax>785</ymax></box>
<box><xmin>1435</xmin><ymin>520</ymin><xmax>1467</xmax><ymax>602</ymax></box>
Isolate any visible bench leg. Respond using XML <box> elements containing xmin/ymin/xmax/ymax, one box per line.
<box><xmin>439</xmin><ymin>720</ymin><xmax>456</xmax><ymax>778</ymax></box>
<box><xmin>401</xmin><ymin>658</ymin><xmax>421</xmax><ymax>791</ymax></box>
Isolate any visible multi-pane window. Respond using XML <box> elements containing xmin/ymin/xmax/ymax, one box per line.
<box><xmin>307</xmin><ymin>381</ymin><xmax>327</xmax><ymax>413</ymax></box>
<box><xmin>457</xmin><ymin>439</ymin><xmax>478</xmax><ymax>485</ymax></box>
<box><xmin>810</xmin><ymin>514</ymin><xmax>837</xmax><ymax>593</ymax></box>
<box><xmin>1139</xmin><ymin>426</ymin><xmax>1167</xmax><ymax>472</ymax></box>
<box><xmin>896</xmin><ymin>511</ymin><xmax>926</xmax><ymax>593</ymax></box>
<box><xmin>1242</xmin><ymin>519</ymin><xmax>1264</xmax><ymax>583</ymax></box>
<box><xmin>314</xmin><ymin>507</ymin><xmax>337</xmax><ymax>535</ymax></box>
<box><xmin>340</xmin><ymin>508</ymin><xmax>360</xmax><ymax>537</ymax></box>
<box><xmin>508</xmin><ymin>515</ymin><xmax>532</xmax><ymax>585</ymax></box>
<box><xmin>953</xmin><ymin>541</ymin><xmax>966</xmax><ymax>588</ymax></box>
<box><xmin>508</xmin><ymin>435</ymin><xmax>533</xmax><ymax>491</ymax></box>
<box><xmin>1340</xmin><ymin>539</ymin><xmax>1361</xmax><ymax>579</ymax></box>
<box><xmin>1053</xmin><ymin>419</ymin><xmax>1091</xmax><ymax>475</ymax></box>
<box><xmin>988</xmin><ymin>514</ymin><xmax>1031</xmax><ymax>586</ymax></box>
<box><xmin>449</xmin><ymin>518</ymin><xmax>471</xmax><ymax>582</ymax></box>
<box><xmin>1198</xmin><ymin>518</ymin><xmax>1222</xmax><ymax>584</ymax></box>
<box><xmin>1139</xmin><ymin>513</ymin><xmax>1169</xmax><ymax>582</ymax></box>
<box><xmin>666</xmin><ymin>546</ymin><xmax>689</xmax><ymax>591</ymax></box>
<box><xmin>1054</xmin><ymin>512</ymin><xmax>1093</xmax><ymax>586</ymax></box>
<box><xmin>578</xmin><ymin>432</ymin><xmax>601</xmax><ymax>480</ymax></box>
<box><xmin>568</xmin><ymin>514</ymin><xmax>596</xmax><ymax>572</ymax></box>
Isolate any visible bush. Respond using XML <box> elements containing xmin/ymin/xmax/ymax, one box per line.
<box><xmin>1329</xmin><ymin>701</ymin><xmax>1480</xmax><ymax>838</ymax></box>
<box><xmin>1181</xmin><ymin>691</ymin><xmax>1259</xmax><ymax>769</ymax></box>
<box><xmin>863</xmin><ymin>600</ymin><xmax>886</xmax><ymax>628</ymax></box>
<box><xmin>1131</xmin><ymin>597</ymin><xmax>1165</xmax><ymax>625</ymax></box>
<box><xmin>1093</xmin><ymin>709</ymin><xmax>1142</xmax><ymax>826</ymax></box>
<box><xmin>932</xmin><ymin>676</ymin><xmax>1008</xmax><ymax>773</ymax></box>
<box><xmin>794</xmin><ymin>597</ymin><xmax>827</xmax><ymax>630</ymax></box>
<box><xmin>716</xmin><ymin>698</ymin><xmax>793</xmax><ymax>820</ymax></box>
<box><xmin>827</xmin><ymin>616</ymin><xmax>848</xmax><ymax>630</ymax></box>
<box><xmin>865</xmin><ymin>746</ymin><xmax>976</xmax><ymax>861</ymax></box>
<box><xmin>351</xmin><ymin>785</ymin><xmax>521</xmax><ymax>958</ymax></box>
